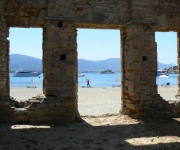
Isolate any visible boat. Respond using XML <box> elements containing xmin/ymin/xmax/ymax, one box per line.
<box><xmin>13</xmin><ymin>69</ymin><xmax>41</xmax><ymax>77</ymax></box>
<box><xmin>100</xmin><ymin>69</ymin><xmax>115</xmax><ymax>74</ymax></box>
<box><xmin>78</xmin><ymin>73</ymin><xmax>85</xmax><ymax>77</ymax></box>
<box><xmin>157</xmin><ymin>69</ymin><xmax>169</xmax><ymax>76</ymax></box>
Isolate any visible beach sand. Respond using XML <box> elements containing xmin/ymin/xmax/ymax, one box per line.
<box><xmin>10</xmin><ymin>87</ymin><xmax>121</xmax><ymax>116</ymax></box>
<box><xmin>0</xmin><ymin>86</ymin><xmax>179</xmax><ymax>149</ymax></box>
<box><xmin>10</xmin><ymin>86</ymin><xmax>179</xmax><ymax>116</ymax></box>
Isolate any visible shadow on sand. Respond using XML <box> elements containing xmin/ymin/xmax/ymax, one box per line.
<box><xmin>0</xmin><ymin>114</ymin><xmax>180</xmax><ymax>149</ymax></box>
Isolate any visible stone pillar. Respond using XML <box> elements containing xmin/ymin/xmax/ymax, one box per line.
<box><xmin>0</xmin><ymin>0</ymin><xmax>9</xmax><ymax>97</ymax></box>
<box><xmin>120</xmin><ymin>28</ymin><xmax>126</xmax><ymax>113</ymax></box>
<box><xmin>42</xmin><ymin>19</ymin><xmax>78</xmax><ymax>119</ymax></box>
<box><xmin>121</xmin><ymin>24</ymin><xmax>161</xmax><ymax>115</ymax></box>
<box><xmin>175</xmin><ymin>32</ymin><xmax>180</xmax><ymax>99</ymax></box>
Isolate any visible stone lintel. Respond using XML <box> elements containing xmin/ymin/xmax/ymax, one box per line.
<box><xmin>76</xmin><ymin>23</ymin><xmax>125</xmax><ymax>29</ymax></box>
<box><xmin>127</xmin><ymin>20</ymin><xmax>156</xmax><ymax>25</ymax></box>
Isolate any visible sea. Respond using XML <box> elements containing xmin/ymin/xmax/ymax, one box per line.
<box><xmin>9</xmin><ymin>73</ymin><xmax>179</xmax><ymax>87</ymax></box>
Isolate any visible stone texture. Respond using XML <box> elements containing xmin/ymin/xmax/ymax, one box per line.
<box><xmin>0</xmin><ymin>0</ymin><xmax>180</xmax><ymax>123</ymax></box>
<box><xmin>121</xmin><ymin>23</ymin><xmax>163</xmax><ymax>114</ymax></box>
<box><xmin>0</xmin><ymin>1</ymin><xmax>9</xmax><ymax>97</ymax></box>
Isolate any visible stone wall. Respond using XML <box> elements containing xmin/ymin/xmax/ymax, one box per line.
<box><xmin>4</xmin><ymin>0</ymin><xmax>180</xmax><ymax>29</ymax></box>
<box><xmin>75</xmin><ymin>0</ymin><xmax>128</xmax><ymax>28</ymax></box>
<box><xmin>47</xmin><ymin>0</ymin><xmax>75</xmax><ymax>17</ymax></box>
<box><xmin>4</xmin><ymin>0</ymin><xmax>46</xmax><ymax>27</ymax></box>
<box><xmin>0</xmin><ymin>0</ymin><xmax>9</xmax><ymax>97</ymax></box>
<box><xmin>128</xmin><ymin>0</ymin><xmax>155</xmax><ymax>23</ymax></box>
<box><xmin>0</xmin><ymin>0</ymin><xmax>180</xmax><ymax>123</ymax></box>
<box><xmin>154</xmin><ymin>0</ymin><xmax>180</xmax><ymax>31</ymax></box>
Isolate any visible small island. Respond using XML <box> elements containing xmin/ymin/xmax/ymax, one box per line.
<box><xmin>100</xmin><ymin>69</ymin><xmax>115</xmax><ymax>74</ymax></box>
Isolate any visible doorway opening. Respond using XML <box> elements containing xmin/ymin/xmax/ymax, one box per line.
<box><xmin>155</xmin><ymin>32</ymin><xmax>178</xmax><ymax>100</ymax></box>
<box><xmin>77</xmin><ymin>29</ymin><xmax>121</xmax><ymax>116</ymax></box>
<box><xmin>9</xmin><ymin>28</ymin><xmax>43</xmax><ymax>102</ymax></box>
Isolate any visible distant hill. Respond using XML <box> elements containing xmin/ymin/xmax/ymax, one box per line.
<box><xmin>78</xmin><ymin>58</ymin><xmax>120</xmax><ymax>72</ymax></box>
<box><xmin>79</xmin><ymin>58</ymin><xmax>176</xmax><ymax>72</ymax></box>
<box><xmin>10</xmin><ymin>54</ymin><xmax>176</xmax><ymax>72</ymax></box>
<box><xmin>10</xmin><ymin>54</ymin><xmax>42</xmax><ymax>71</ymax></box>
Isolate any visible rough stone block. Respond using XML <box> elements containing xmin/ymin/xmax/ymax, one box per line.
<box><xmin>133</xmin><ymin>62</ymin><xmax>142</xmax><ymax>69</ymax></box>
<box><xmin>60</xmin><ymin>33</ymin><xmax>70</xmax><ymax>39</ymax></box>
<box><xmin>10</xmin><ymin>114</ymin><xmax>28</xmax><ymax>122</ymax></box>
<box><xmin>55</xmin><ymin>102</ymin><xmax>61</xmax><ymax>107</ymax></box>
<box><xmin>30</xmin><ymin>16</ymin><xmax>37</xmax><ymax>26</ymax></box>
<box><xmin>55</xmin><ymin>108</ymin><xmax>67</xmax><ymax>115</ymax></box>
<box><xmin>125</xmin><ymin>81</ymin><xmax>135</xmax><ymax>94</ymax></box>
<box><xmin>150</xmin><ymin>61</ymin><xmax>157</xmax><ymax>70</ymax></box>
<box><xmin>0</xmin><ymin>101</ymin><xmax>10</xmax><ymax>107</ymax></box>
<box><xmin>44</xmin><ymin>41</ymin><xmax>59</xmax><ymax>49</ymax></box>
<box><xmin>126</xmin><ymin>103</ymin><xmax>141</xmax><ymax>111</ymax></box>
<box><xmin>129</xmin><ymin>38</ymin><xmax>144</xmax><ymax>47</ymax></box>
<box><xmin>45</xmin><ymin>29</ymin><xmax>54</xmax><ymax>39</ymax></box>
<box><xmin>126</xmin><ymin>71</ymin><xmax>135</xmax><ymax>80</ymax></box>
<box><xmin>64</xmin><ymin>27</ymin><xmax>75</xmax><ymax>33</ymax></box>
<box><xmin>175</xmin><ymin>16</ymin><xmax>180</xmax><ymax>29</ymax></box>
<box><xmin>167</xmin><ymin>17</ymin><xmax>175</xmax><ymax>28</ymax></box>
<box><xmin>61</xmin><ymin>42</ymin><xmax>68</xmax><ymax>48</ymax></box>
<box><xmin>125</xmin><ymin>63</ymin><xmax>133</xmax><ymax>71</ymax></box>
<box><xmin>22</xmin><ymin>17</ymin><xmax>30</xmax><ymax>26</ymax></box>
<box><xmin>45</xmin><ymin>90</ymin><xmax>59</xmax><ymax>97</ymax></box>
<box><xmin>157</xmin><ymin>15</ymin><xmax>168</xmax><ymax>28</ymax></box>
<box><xmin>62</xmin><ymin>100</ymin><xmax>76</xmax><ymax>108</ymax></box>
<box><xmin>134</xmin><ymin>38</ymin><xmax>144</xmax><ymax>47</ymax></box>
<box><xmin>142</xmin><ymin>89</ymin><xmax>151</xmax><ymax>96</ymax></box>
<box><xmin>50</xmin><ymin>26</ymin><xmax>61</xmax><ymax>32</ymax></box>
<box><xmin>66</xmin><ymin>108</ymin><xmax>76</xmax><ymax>114</ymax></box>
<box><xmin>0</xmin><ymin>90</ymin><xmax>8</xmax><ymax>97</ymax></box>
<box><xmin>37</xmin><ymin>10</ymin><xmax>46</xmax><ymax>25</ymax></box>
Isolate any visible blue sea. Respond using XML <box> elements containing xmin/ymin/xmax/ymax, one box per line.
<box><xmin>9</xmin><ymin>73</ymin><xmax>178</xmax><ymax>87</ymax></box>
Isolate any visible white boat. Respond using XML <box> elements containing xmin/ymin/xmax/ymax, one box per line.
<box><xmin>157</xmin><ymin>69</ymin><xmax>169</xmax><ymax>76</ymax></box>
<box><xmin>78</xmin><ymin>73</ymin><xmax>85</xmax><ymax>77</ymax></box>
<box><xmin>13</xmin><ymin>69</ymin><xmax>41</xmax><ymax>77</ymax></box>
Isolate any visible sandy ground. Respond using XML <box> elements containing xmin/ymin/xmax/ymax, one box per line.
<box><xmin>1</xmin><ymin>86</ymin><xmax>179</xmax><ymax>149</ymax></box>
<box><xmin>10</xmin><ymin>86</ymin><xmax>178</xmax><ymax>116</ymax></box>
<box><xmin>0</xmin><ymin>115</ymin><xmax>180</xmax><ymax>149</ymax></box>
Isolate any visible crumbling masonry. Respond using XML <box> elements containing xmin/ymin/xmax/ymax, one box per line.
<box><xmin>1</xmin><ymin>0</ymin><xmax>180</xmax><ymax>123</ymax></box>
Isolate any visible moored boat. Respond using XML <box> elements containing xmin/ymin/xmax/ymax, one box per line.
<box><xmin>157</xmin><ymin>69</ymin><xmax>169</xmax><ymax>76</ymax></box>
<box><xmin>78</xmin><ymin>73</ymin><xmax>85</xmax><ymax>77</ymax></box>
<box><xmin>13</xmin><ymin>69</ymin><xmax>41</xmax><ymax>77</ymax></box>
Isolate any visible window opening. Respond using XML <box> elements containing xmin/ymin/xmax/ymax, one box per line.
<box><xmin>155</xmin><ymin>32</ymin><xmax>178</xmax><ymax>100</ymax></box>
<box><xmin>9</xmin><ymin>28</ymin><xmax>43</xmax><ymax>101</ymax></box>
<box><xmin>77</xmin><ymin>29</ymin><xmax>121</xmax><ymax>116</ymax></box>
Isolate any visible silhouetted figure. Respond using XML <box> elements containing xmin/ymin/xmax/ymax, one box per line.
<box><xmin>87</xmin><ymin>79</ymin><xmax>90</xmax><ymax>87</ymax></box>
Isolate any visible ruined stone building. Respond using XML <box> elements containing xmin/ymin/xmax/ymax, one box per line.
<box><xmin>0</xmin><ymin>0</ymin><xmax>180</xmax><ymax>123</ymax></box>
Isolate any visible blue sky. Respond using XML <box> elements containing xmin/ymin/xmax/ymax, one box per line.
<box><xmin>9</xmin><ymin>28</ymin><xmax>177</xmax><ymax>64</ymax></box>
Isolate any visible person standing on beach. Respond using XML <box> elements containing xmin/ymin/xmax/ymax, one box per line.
<box><xmin>87</xmin><ymin>79</ymin><xmax>90</xmax><ymax>87</ymax></box>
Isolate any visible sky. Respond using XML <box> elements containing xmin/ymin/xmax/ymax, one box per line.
<box><xmin>8</xmin><ymin>28</ymin><xmax>177</xmax><ymax>64</ymax></box>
